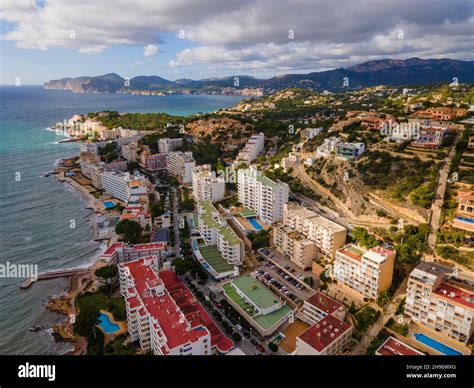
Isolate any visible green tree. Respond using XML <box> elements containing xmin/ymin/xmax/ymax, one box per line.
<box><xmin>115</xmin><ymin>219</ymin><xmax>142</xmax><ymax>244</ymax></box>
<box><xmin>95</xmin><ymin>265</ymin><xmax>118</xmax><ymax>295</ymax></box>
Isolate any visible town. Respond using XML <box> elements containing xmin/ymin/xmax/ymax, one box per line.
<box><xmin>46</xmin><ymin>83</ymin><xmax>474</xmax><ymax>357</ymax></box>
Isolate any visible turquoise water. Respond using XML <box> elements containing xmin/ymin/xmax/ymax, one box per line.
<box><xmin>98</xmin><ymin>313</ymin><xmax>120</xmax><ymax>334</ymax></box>
<box><xmin>103</xmin><ymin>201</ymin><xmax>116</xmax><ymax>209</ymax></box>
<box><xmin>414</xmin><ymin>333</ymin><xmax>462</xmax><ymax>355</ymax></box>
<box><xmin>0</xmin><ymin>86</ymin><xmax>242</xmax><ymax>354</ymax></box>
<box><xmin>248</xmin><ymin>217</ymin><xmax>263</xmax><ymax>230</ymax></box>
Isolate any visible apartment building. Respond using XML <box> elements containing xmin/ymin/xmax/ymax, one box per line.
<box><xmin>375</xmin><ymin>336</ymin><xmax>424</xmax><ymax>356</ymax></box>
<box><xmin>237</xmin><ymin>166</ymin><xmax>289</xmax><ymax>224</ymax></box>
<box><xmin>119</xmin><ymin>256</ymin><xmax>214</xmax><ymax>355</ymax></box>
<box><xmin>273</xmin><ymin>225</ymin><xmax>318</xmax><ymax>269</ymax></box>
<box><xmin>280</xmin><ymin>202</ymin><xmax>346</xmax><ymax>260</ymax></box>
<box><xmin>333</xmin><ymin>244</ymin><xmax>396</xmax><ymax>300</ymax></box>
<box><xmin>405</xmin><ymin>262</ymin><xmax>474</xmax><ymax>344</ymax></box>
<box><xmin>301</xmin><ymin>292</ymin><xmax>346</xmax><ymax>325</ymax></box>
<box><xmin>337</xmin><ymin>142</ymin><xmax>365</xmax><ymax>161</ymax></box>
<box><xmin>104</xmin><ymin>160</ymin><xmax>128</xmax><ymax>173</ymax></box>
<box><xmin>296</xmin><ymin>314</ymin><xmax>352</xmax><ymax>355</ymax></box>
<box><xmin>234</xmin><ymin>132</ymin><xmax>265</xmax><ymax>165</ymax></box>
<box><xmin>140</xmin><ymin>150</ymin><xmax>167</xmax><ymax>171</ymax></box>
<box><xmin>79</xmin><ymin>152</ymin><xmax>104</xmax><ymax>189</ymax></box>
<box><xmin>158</xmin><ymin>137</ymin><xmax>183</xmax><ymax>154</ymax></box>
<box><xmin>197</xmin><ymin>201</ymin><xmax>244</xmax><ymax>266</ymax></box>
<box><xmin>100</xmin><ymin>171</ymin><xmax>147</xmax><ymax>203</ymax></box>
<box><xmin>122</xmin><ymin>142</ymin><xmax>139</xmax><ymax>161</ymax></box>
<box><xmin>166</xmin><ymin>151</ymin><xmax>195</xmax><ymax>184</ymax></box>
<box><xmin>192</xmin><ymin>164</ymin><xmax>225</xmax><ymax>202</ymax></box>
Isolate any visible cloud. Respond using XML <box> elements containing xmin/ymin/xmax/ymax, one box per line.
<box><xmin>143</xmin><ymin>44</ymin><xmax>158</xmax><ymax>57</ymax></box>
<box><xmin>1</xmin><ymin>0</ymin><xmax>473</xmax><ymax>72</ymax></box>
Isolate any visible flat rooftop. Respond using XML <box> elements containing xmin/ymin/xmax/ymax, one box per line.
<box><xmin>198</xmin><ymin>245</ymin><xmax>234</xmax><ymax>274</ymax></box>
<box><xmin>298</xmin><ymin>314</ymin><xmax>351</xmax><ymax>353</ymax></box>
<box><xmin>231</xmin><ymin>275</ymin><xmax>281</xmax><ymax>310</ymax></box>
<box><xmin>376</xmin><ymin>336</ymin><xmax>424</xmax><ymax>356</ymax></box>
<box><xmin>305</xmin><ymin>292</ymin><xmax>343</xmax><ymax>315</ymax></box>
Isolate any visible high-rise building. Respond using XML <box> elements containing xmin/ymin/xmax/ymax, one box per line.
<box><xmin>119</xmin><ymin>256</ymin><xmax>233</xmax><ymax>355</ymax></box>
<box><xmin>100</xmin><ymin>171</ymin><xmax>147</xmax><ymax>203</ymax></box>
<box><xmin>333</xmin><ymin>244</ymin><xmax>396</xmax><ymax>300</ymax></box>
<box><xmin>405</xmin><ymin>262</ymin><xmax>474</xmax><ymax>344</ymax></box>
<box><xmin>237</xmin><ymin>166</ymin><xmax>289</xmax><ymax>224</ymax></box>
<box><xmin>192</xmin><ymin>164</ymin><xmax>225</xmax><ymax>202</ymax></box>
<box><xmin>122</xmin><ymin>142</ymin><xmax>139</xmax><ymax>161</ymax></box>
<box><xmin>197</xmin><ymin>201</ymin><xmax>244</xmax><ymax>266</ymax></box>
<box><xmin>158</xmin><ymin>137</ymin><xmax>183</xmax><ymax>154</ymax></box>
<box><xmin>140</xmin><ymin>150</ymin><xmax>167</xmax><ymax>171</ymax></box>
<box><xmin>166</xmin><ymin>151</ymin><xmax>195</xmax><ymax>184</ymax></box>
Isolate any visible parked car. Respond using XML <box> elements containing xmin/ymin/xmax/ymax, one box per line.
<box><xmin>256</xmin><ymin>344</ymin><xmax>265</xmax><ymax>353</ymax></box>
<box><xmin>235</xmin><ymin>324</ymin><xmax>243</xmax><ymax>332</ymax></box>
<box><xmin>251</xmin><ymin>339</ymin><xmax>259</xmax><ymax>346</ymax></box>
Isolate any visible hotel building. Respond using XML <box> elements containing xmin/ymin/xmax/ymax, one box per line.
<box><xmin>192</xmin><ymin>164</ymin><xmax>225</xmax><ymax>203</ymax></box>
<box><xmin>119</xmin><ymin>256</ymin><xmax>233</xmax><ymax>355</ymax></box>
<box><xmin>405</xmin><ymin>262</ymin><xmax>474</xmax><ymax>344</ymax></box>
<box><xmin>196</xmin><ymin>201</ymin><xmax>244</xmax><ymax>267</ymax></box>
<box><xmin>237</xmin><ymin>166</ymin><xmax>289</xmax><ymax>224</ymax></box>
<box><xmin>333</xmin><ymin>244</ymin><xmax>396</xmax><ymax>300</ymax></box>
<box><xmin>100</xmin><ymin>172</ymin><xmax>147</xmax><ymax>203</ymax></box>
<box><xmin>166</xmin><ymin>151</ymin><xmax>195</xmax><ymax>184</ymax></box>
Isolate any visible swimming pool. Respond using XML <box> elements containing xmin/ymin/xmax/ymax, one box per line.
<box><xmin>248</xmin><ymin>218</ymin><xmax>263</xmax><ymax>231</ymax></box>
<box><xmin>98</xmin><ymin>313</ymin><xmax>120</xmax><ymax>334</ymax></box>
<box><xmin>414</xmin><ymin>333</ymin><xmax>462</xmax><ymax>355</ymax></box>
<box><xmin>103</xmin><ymin>201</ymin><xmax>116</xmax><ymax>209</ymax></box>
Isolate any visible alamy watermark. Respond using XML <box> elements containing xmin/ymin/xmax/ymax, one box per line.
<box><xmin>0</xmin><ymin>261</ymin><xmax>38</xmax><ymax>280</ymax></box>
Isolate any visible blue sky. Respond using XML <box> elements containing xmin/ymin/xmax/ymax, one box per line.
<box><xmin>1</xmin><ymin>0</ymin><xmax>473</xmax><ymax>85</ymax></box>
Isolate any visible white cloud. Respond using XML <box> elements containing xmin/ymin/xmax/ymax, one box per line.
<box><xmin>1</xmin><ymin>0</ymin><xmax>473</xmax><ymax>72</ymax></box>
<box><xmin>143</xmin><ymin>44</ymin><xmax>158</xmax><ymax>57</ymax></box>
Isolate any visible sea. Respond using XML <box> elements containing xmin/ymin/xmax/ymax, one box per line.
<box><xmin>0</xmin><ymin>85</ymin><xmax>243</xmax><ymax>354</ymax></box>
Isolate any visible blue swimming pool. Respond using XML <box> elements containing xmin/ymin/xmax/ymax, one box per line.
<box><xmin>248</xmin><ymin>217</ymin><xmax>263</xmax><ymax>231</ymax></box>
<box><xmin>98</xmin><ymin>313</ymin><xmax>120</xmax><ymax>334</ymax></box>
<box><xmin>414</xmin><ymin>333</ymin><xmax>462</xmax><ymax>355</ymax></box>
<box><xmin>103</xmin><ymin>201</ymin><xmax>116</xmax><ymax>209</ymax></box>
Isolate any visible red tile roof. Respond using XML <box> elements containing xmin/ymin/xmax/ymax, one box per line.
<box><xmin>305</xmin><ymin>292</ymin><xmax>342</xmax><ymax>315</ymax></box>
<box><xmin>122</xmin><ymin>259</ymin><xmax>208</xmax><ymax>353</ymax></box>
<box><xmin>376</xmin><ymin>336</ymin><xmax>423</xmax><ymax>356</ymax></box>
<box><xmin>298</xmin><ymin>314</ymin><xmax>351</xmax><ymax>353</ymax></box>
<box><xmin>159</xmin><ymin>270</ymin><xmax>234</xmax><ymax>354</ymax></box>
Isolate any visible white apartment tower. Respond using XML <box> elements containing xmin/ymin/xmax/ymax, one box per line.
<box><xmin>192</xmin><ymin>164</ymin><xmax>225</xmax><ymax>202</ymax></box>
<box><xmin>237</xmin><ymin>166</ymin><xmax>289</xmax><ymax>224</ymax></box>
<box><xmin>166</xmin><ymin>151</ymin><xmax>196</xmax><ymax>184</ymax></box>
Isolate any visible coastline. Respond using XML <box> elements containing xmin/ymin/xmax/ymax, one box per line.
<box><xmin>46</xmin><ymin>156</ymin><xmax>116</xmax><ymax>354</ymax></box>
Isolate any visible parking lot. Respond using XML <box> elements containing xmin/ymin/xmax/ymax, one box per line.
<box><xmin>253</xmin><ymin>257</ymin><xmax>316</xmax><ymax>305</ymax></box>
<box><xmin>257</xmin><ymin>247</ymin><xmax>321</xmax><ymax>292</ymax></box>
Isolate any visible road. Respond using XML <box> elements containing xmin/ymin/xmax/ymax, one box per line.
<box><xmin>426</xmin><ymin>130</ymin><xmax>462</xmax><ymax>254</ymax></box>
<box><xmin>171</xmin><ymin>187</ymin><xmax>181</xmax><ymax>257</ymax></box>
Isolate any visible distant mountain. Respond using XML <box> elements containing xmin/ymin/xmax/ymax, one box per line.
<box><xmin>44</xmin><ymin>58</ymin><xmax>474</xmax><ymax>94</ymax></box>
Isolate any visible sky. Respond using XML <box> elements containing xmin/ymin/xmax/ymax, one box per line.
<box><xmin>0</xmin><ymin>0</ymin><xmax>473</xmax><ymax>85</ymax></box>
